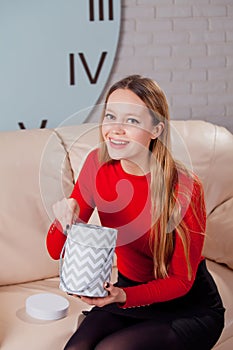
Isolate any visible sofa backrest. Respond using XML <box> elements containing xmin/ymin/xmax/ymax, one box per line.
<box><xmin>0</xmin><ymin>120</ymin><xmax>232</xmax><ymax>286</ymax></box>
<box><xmin>0</xmin><ymin>128</ymin><xmax>74</xmax><ymax>285</ymax></box>
<box><xmin>170</xmin><ymin>121</ymin><xmax>233</xmax><ymax>270</ymax></box>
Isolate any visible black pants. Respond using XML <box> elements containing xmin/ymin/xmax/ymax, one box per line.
<box><xmin>64</xmin><ymin>260</ymin><xmax>225</xmax><ymax>350</ymax></box>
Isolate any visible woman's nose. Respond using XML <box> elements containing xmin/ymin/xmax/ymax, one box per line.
<box><xmin>111</xmin><ymin>122</ymin><xmax>125</xmax><ymax>134</ymax></box>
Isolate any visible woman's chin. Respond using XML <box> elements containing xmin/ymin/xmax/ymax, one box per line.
<box><xmin>106</xmin><ymin>148</ymin><xmax>124</xmax><ymax>160</ymax></box>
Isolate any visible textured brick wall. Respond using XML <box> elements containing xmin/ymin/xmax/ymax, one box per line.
<box><xmin>90</xmin><ymin>0</ymin><xmax>233</xmax><ymax>133</ymax></box>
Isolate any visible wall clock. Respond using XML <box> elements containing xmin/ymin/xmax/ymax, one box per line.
<box><xmin>0</xmin><ymin>0</ymin><xmax>121</xmax><ymax>131</ymax></box>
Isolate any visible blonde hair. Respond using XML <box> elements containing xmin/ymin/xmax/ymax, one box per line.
<box><xmin>98</xmin><ymin>75</ymin><xmax>205</xmax><ymax>280</ymax></box>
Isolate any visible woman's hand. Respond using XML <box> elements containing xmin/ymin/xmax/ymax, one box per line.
<box><xmin>52</xmin><ymin>198</ymin><xmax>79</xmax><ymax>231</ymax></box>
<box><xmin>72</xmin><ymin>282</ymin><xmax>127</xmax><ymax>308</ymax></box>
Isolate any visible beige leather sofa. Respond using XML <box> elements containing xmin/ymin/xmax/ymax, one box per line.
<box><xmin>0</xmin><ymin>120</ymin><xmax>233</xmax><ymax>350</ymax></box>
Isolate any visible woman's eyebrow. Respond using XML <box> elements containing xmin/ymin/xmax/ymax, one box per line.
<box><xmin>105</xmin><ymin>107</ymin><xmax>142</xmax><ymax>118</ymax></box>
<box><xmin>105</xmin><ymin>108</ymin><xmax>115</xmax><ymax>114</ymax></box>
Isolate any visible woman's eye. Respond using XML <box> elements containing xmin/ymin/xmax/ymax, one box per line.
<box><xmin>105</xmin><ymin>113</ymin><xmax>115</xmax><ymax>121</ymax></box>
<box><xmin>127</xmin><ymin>118</ymin><xmax>139</xmax><ymax>124</ymax></box>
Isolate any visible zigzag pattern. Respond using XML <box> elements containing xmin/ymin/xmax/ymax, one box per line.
<box><xmin>69</xmin><ymin>223</ymin><xmax>117</xmax><ymax>249</ymax></box>
<box><xmin>60</xmin><ymin>223</ymin><xmax>117</xmax><ymax>297</ymax></box>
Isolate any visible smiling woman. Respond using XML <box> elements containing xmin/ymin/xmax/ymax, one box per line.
<box><xmin>46</xmin><ymin>75</ymin><xmax>225</xmax><ymax>350</ymax></box>
<box><xmin>101</xmin><ymin>88</ymin><xmax>164</xmax><ymax>175</ymax></box>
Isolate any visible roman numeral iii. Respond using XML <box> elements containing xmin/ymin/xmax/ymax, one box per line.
<box><xmin>89</xmin><ymin>0</ymin><xmax>114</xmax><ymax>21</ymax></box>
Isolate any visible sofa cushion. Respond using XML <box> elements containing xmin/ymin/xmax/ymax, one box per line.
<box><xmin>171</xmin><ymin>121</ymin><xmax>233</xmax><ymax>270</ymax></box>
<box><xmin>0</xmin><ymin>277</ymin><xmax>89</xmax><ymax>350</ymax></box>
<box><xmin>0</xmin><ymin>266</ymin><xmax>118</xmax><ymax>349</ymax></box>
<box><xmin>203</xmin><ymin>198</ymin><xmax>233</xmax><ymax>269</ymax></box>
<box><xmin>0</xmin><ymin>262</ymin><xmax>230</xmax><ymax>350</ymax></box>
<box><xmin>0</xmin><ymin>129</ymin><xmax>74</xmax><ymax>285</ymax></box>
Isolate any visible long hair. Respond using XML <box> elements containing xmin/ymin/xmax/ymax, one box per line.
<box><xmin>98</xmin><ymin>75</ymin><xmax>204</xmax><ymax>279</ymax></box>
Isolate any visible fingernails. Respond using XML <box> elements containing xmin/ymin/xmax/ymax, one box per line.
<box><xmin>63</xmin><ymin>224</ymin><xmax>70</xmax><ymax>236</ymax></box>
<box><xmin>104</xmin><ymin>282</ymin><xmax>110</xmax><ymax>288</ymax></box>
<box><xmin>82</xmin><ymin>311</ymin><xmax>89</xmax><ymax>316</ymax></box>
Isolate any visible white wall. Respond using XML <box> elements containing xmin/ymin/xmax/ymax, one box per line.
<box><xmin>89</xmin><ymin>0</ymin><xmax>233</xmax><ymax>133</ymax></box>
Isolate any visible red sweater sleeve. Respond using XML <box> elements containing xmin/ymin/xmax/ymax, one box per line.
<box><xmin>120</xmin><ymin>179</ymin><xmax>206</xmax><ymax>309</ymax></box>
<box><xmin>46</xmin><ymin>219</ymin><xmax>67</xmax><ymax>260</ymax></box>
<box><xmin>46</xmin><ymin>150</ymin><xmax>97</xmax><ymax>260</ymax></box>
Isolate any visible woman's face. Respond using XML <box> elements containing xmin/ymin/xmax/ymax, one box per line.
<box><xmin>101</xmin><ymin>88</ymin><xmax>163</xmax><ymax>173</ymax></box>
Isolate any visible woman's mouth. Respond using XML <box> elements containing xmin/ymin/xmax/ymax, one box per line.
<box><xmin>109</xmin><ymin>138</ymin><xmax>129</xmax><ymax>146</ymax></box>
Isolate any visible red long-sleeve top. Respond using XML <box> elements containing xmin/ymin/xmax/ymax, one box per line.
<box><xmin>46</xmin><ymin>149</ymin><xmax>206</xmax><ymax>309</ymax></box>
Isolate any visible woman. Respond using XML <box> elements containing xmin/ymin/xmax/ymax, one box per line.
<box><xmin>46</xmin><ymin>75</ymin><xmax>225</xmax><ymax>350</ymax></box>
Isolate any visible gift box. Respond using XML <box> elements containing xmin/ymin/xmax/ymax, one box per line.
<box><xmin>60</xmin><ymin>223</ymin><xmax>118</xmax><ymax>297</ymax></box>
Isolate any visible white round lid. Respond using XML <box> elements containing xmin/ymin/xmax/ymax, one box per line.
<box><xmin>26</xmin><ymin>293</ymin><xmax>69</xmax><ymax>320</ymax></box>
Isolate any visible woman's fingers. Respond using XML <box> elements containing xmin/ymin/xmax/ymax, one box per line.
<box><xmin>52</xmin><ymin>198</ymin><xmax>79</xmax><ymax>230</ymax></box>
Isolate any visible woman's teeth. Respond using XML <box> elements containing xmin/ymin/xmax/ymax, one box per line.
<box><xmin>110</xmin><ymin>139</ymin><xmax>128</xmax><ymax>145</ymax></box>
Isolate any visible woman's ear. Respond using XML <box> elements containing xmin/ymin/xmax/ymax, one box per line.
<box><xmin>151</xmin><ymin>122</ymin><xmax>164</xmax><ymax>139</ymax></box>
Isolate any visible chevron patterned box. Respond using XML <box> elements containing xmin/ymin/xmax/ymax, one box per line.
<box><xmin>60</xmin><ymin>223</ymin><xmax>118</xmax><ymax>297</ymax></box>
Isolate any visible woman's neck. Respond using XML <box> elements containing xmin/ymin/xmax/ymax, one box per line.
<box><xmin>120</xmin><ymin>158</ymin><xmax>150</xmax><ymax>176</ymax></box>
